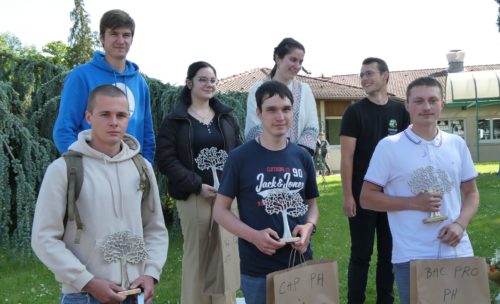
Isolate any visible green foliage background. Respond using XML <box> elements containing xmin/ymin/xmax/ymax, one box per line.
<box><xmin>66</xmin><ymin>0</ymin><xmax>99</xmax><ymax>68</ymax></box>
<box><xmin>0</xmin><ymin>51</ymin><xmax>248</xmax><ymax>254</ymax></box>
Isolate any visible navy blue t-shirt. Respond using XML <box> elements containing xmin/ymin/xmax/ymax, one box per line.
<box><xmin>218</xmin><ymin>140</ymin><xmax>320</xmax><ymax>277</ymax></box>
<box><xmin>189</xmin><ymin>114</ymin><xmax>225</xmax><ymax>186</ymax></box>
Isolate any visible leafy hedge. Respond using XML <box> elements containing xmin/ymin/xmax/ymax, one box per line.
<box><xmin>0</xmin><ymin>52</ymin><xmax>248</xmax><ymax>255</ymax></box>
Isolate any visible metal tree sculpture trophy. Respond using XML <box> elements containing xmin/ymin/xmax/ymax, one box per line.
<box><xmin>101</xmin><ymin>231</ymin><xmax>148</xmax><ymax>288</ymax></box>
<box><xmin>263</xmin><ymin>188</ymin><xmax>308</xmax><ymax>243</ymax></box>
<box><xmin>408</xmin><ymin>166</ymin><xmax>452</xmax><ymax>224</ymax></box>
<box><xmin>195</xmin><ymin>147</ymin><xmax>228</xmax><ymax>189</ymax></box>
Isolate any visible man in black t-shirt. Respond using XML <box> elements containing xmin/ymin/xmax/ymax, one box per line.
<box><xmin>339</xmin><ymin>57</ymin><xmax>410</xmax><ymax>304</ymax></box>
<box><xmin>214</xmin><ymin>81</ymin><xmax>319</xmax><ymax>304</ymax></box>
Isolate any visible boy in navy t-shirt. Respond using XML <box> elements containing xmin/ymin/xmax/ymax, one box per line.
<box><xmin>214</xmin><ymin>80</ymin><xmax>319</xmax><ymax>304</ymax></box>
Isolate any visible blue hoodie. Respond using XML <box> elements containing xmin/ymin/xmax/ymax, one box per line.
<box><xmin>53</xmin><ymin>51</ymin><xmax>155</xmax><ymax>163</ymax></box>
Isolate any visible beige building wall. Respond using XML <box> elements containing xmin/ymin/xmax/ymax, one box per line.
<box><xmin>318</xmin><ymin>104</ymin><xmax>500</xmax><ymax>171</ymax></box>
<box><xmin>316</xmin><ymin>99</ymin><xmax>499</xmax><ymax>173</ymax></box>
<box><xmin>441</xmin><ymin>104</ymin><xmax>500</xmax><ymax>162</ymax></box>
<box><xmin>327</xmin><ymin>146</ymin><xmax>340</xmax><ymax>173</ymax></box>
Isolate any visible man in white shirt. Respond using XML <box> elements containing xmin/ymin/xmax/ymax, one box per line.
<box><xmin>360</xmin><ymin>77</ymin><xmax>479</xmax><ymax>304</ymax></box>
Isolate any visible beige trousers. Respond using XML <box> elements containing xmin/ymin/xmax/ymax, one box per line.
<box><xmin>177</xmin><ymin>194</ymin><xmax>237</xmax><ymax>304</ymax></box>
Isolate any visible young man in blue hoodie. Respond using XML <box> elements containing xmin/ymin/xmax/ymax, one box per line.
<box><xmin>53</xmin><ymin>9</ymin><xmax>155</xmax><ymax>163</ymax></box>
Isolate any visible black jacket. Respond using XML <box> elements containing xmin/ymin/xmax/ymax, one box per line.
<box><xmin>156</xmin><ymin>98</ymin><xmax>242</xmax><ymax>200</ymax></box>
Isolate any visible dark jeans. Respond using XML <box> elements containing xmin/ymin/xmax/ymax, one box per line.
<box><xmin>347</xmin><ymin>204</ymin><xmax>394</xmax><ymax>304</ymax></box>
<box><xmin>60</xmin><ymin>292</ymin><xmax>139</xmax><ymax>304</ymax></box>
<box><xmin>320</xmin><ymin>155</ymin><xmax>331</xmax><ymax>173</ymax></box>
<box><xmin>240</xmin><ymin>274</ymin><xmax>266</xmax><ymax>304</ymax></box>
<box><xmin>393</xmin><ymin>262</ymin><xmax>410</xmax><ymax>304</ymax></box>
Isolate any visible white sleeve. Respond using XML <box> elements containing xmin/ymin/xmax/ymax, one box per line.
<box><xmin>244</xmin><ymin>81</ymin><xmax>263</xmax><ymax>142</ymax></box>
<box><xmin>364</xmin><ymin>139</ymin><xmax>392</xmax><ymax>187</ymax></box>
<box><xmin>141</xmin><ymin>163</ymin><xmax>169</xmax><ymax>281</ymax></box>
<box><xmin>297</xmin><ymin>83</ymin><xmax>319</xmax><ymax>151</ymax></box>
<box><xmin>459</xmin><ymin>138</ymin><xmax>478</xmax><ymax>182</ymax></box>
<box><xmin>31</xmin><ymin>159</ymin><xmax>94</xmax><ymax>290</ymax></box>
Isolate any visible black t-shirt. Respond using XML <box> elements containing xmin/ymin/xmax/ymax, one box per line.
<box><xmin>339</xmin><ymin>98</ymin><xmax>410</xmax><ymax>199</ymax></box>
<box><xmin>189</xmin><ymin>114</ymin><xmax>225</xmax><ymax>186</ymax></box>
<box><xmin>218</xmin><ymin>140</ymin><xmax>319</xmax><ymax>277</ymax></box>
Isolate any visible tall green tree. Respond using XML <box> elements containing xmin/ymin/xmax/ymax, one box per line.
<box><xmin>0</xmin><ymin>52</ymin><xmax>66</xmax><ymax>256</ymax></box>
<box><xmin>0</xmin><ymin>32</ymin><xmax>43</xmax><ymax>59</ymax></box>
<box><xmin>66</xmin><ymin>0</ymin><xmax>98</xmax><ymax>68</ymax></box>
<box><xmin>0</xmin><ymin>32</ymin><xmax>23</xmax><ymax>54</ymax></box>
<box><xmin>42</xmin><ymin>41</ymin><xmax>69</xmax><ymax>66</ymax></box>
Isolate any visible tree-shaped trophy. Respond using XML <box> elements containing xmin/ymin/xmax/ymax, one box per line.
<box><xmin>263</xmin><ymin>188</ymin><xmax>309</xmax><ymax>243</ymax></box>
<box><xmin>101</xmin><ymin>231</ymin><xmax>148</xmax><ymax>295</ymax></box>
<box><xmin>408</xmin><ymin>166</ymin><xmax>451</xmax><ymax>224</ymax></box>
<box><xmin>195</xmin><ymin>147</ymin><xmax>228</xmax><ymax>190</ymax></box>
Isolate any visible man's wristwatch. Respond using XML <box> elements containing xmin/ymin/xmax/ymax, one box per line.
<box><xmin>307</xmin><ymin>221</ymin><xmax>317</xmax><ymax>235</ymax></box>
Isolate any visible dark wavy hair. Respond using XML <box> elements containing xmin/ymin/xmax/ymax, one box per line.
<box><xmin>255</xmin><ymin>80</ymin><xmax>294</xmax><ymax>110</ymax></box>
<box><xmin>100</xmin><ymin>9</ymin><xmax>135</xmax><ymax>37</ymax></box>
<box><xmin>362</xmin><ymin>57</ymin><xmax>389</xmax><ymax>73</ymax></box>
<box><xmin>362</xmin><ymin>57</ymin><xmax>389</xmax><ymax>82</ymax></box>
<box><xmin>269</xmin><ymin>37</ymin><xmax>308</xmax><ymax>78</ymax></box>
<box><xmin>179</xmin><ymin>61</ymin><xmax>217</xmax><ymax>106</ymax></box>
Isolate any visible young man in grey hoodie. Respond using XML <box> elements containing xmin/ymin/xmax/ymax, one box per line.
<box><xmin>32</xmin><ymin>85</ymin><xmax>168</xmax><ymax>304</ymax></box>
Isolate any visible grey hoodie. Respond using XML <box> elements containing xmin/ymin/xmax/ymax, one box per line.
<box><xmin>32</xmin><ymin>130</ymin><xmax>168</xmax><ymax>294</ymax></box>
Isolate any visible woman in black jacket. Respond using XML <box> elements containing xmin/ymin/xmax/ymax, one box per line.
<box><xmin>156</xmin><ymin>61</ymin><xmax>242</xmax><ymax>304</ymax></box>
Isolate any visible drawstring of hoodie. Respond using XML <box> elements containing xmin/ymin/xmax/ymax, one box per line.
<box><xmin>112</xmin><ymin>71</ymin><xmax>118</xmax><ymax>87</ymax></box>
<box><xmin>104</xmin><ymin>158</ymin><xmax>122</xmax><ymax>219</ymax></box>
<box><xmin>112</xmin><ymin>71</ymin><xmax>130</xmax><ymax>114</ymax></box>
<box><xmin>115</xmin><ymin>162</ymin><xmax>124</xmax><ymax>219</ymax></box>
<box><xmin>80</xmin><ymin>130</ymin><xmax>138</xmax><ymax>220</ymax></box>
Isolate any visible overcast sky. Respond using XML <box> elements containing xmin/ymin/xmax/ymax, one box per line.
<box><xmin>1</xmin><ymin>0</ymin><xmax>500</xmax><ymax>85</ymax></box>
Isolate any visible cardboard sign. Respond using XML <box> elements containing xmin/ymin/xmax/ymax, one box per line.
<box><xmin>410</xmin><ymin>257</ymin><xmax>490</xmax><ymax>304</ymax></box>
<box><xmin>203</xmin><ymin>200</ymin><xmax>240</xmax><ymax>295</ymax></box>
<box><xmin>267</xmin><ymin>259</ymin><xmax>339</xmax><ymax>304</ymax></box>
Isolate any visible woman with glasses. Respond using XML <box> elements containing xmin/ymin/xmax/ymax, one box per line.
<box><xmin>245</xmin><ymin>37</ymin><xmax>319</xmax><ymax>155</ymax></box>
<box><xmin>156</xmin><ymin>61</ymin><xmax>242</xmax><ymax>304</ymax></box>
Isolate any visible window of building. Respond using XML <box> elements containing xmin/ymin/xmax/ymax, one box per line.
<box><xmin>437</xmin><ymin>119</ymin><xmax>465</xmax><ymax>139</ymax></box>
<box><xmin>325</xmin><ymin>118</ymin><xmax>341</xmax><ymax>145</ymax></box>
<box><xmin>478</xmin><ymin>118</ymin><xmax>500</xmax><ymax>141</ymax></box>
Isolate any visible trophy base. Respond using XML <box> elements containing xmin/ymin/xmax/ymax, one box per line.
<box><xmin>280</xmin><ymin>236</ymin><xmax>300</xmax><ymax>243</ymax></box>
<box><xmin>117</xmin><ymin>288</ymin><xmax>142</xmax><ymax>296</ymax></box>
<box><xmin>422</xmin><ymin>215</ymin><xmax>448</xmax><ymax>224</ymax></box>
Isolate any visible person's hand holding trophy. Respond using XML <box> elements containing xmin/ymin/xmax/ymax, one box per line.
<box><xmin>409</xmin><ymin>166</ymin><xmax>451</xmax><ymax>224</ymax></box>
<box><xmin>263</xmin><ymin>188</ymin><xmax>308</xmax><ymax>243</ymax></box>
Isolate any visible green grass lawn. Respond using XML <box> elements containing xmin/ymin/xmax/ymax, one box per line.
<box><xmin>1</xmin><ymin>163</ymin><xmax>498</xmax><ymax>303</ymax></box>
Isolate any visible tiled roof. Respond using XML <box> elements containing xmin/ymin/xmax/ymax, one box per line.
<box><xmin>297</xmin><ymin>75</ymin><xmax>367</xmax><ymax>99</ymax></box>
<box><xmin>218</xmin><ymin>68</ymin><xmax>367</xmax><ymax>100</ymax></box>
<box><xmin>218</xmin><ymin>64</ymin><xmax>500</xmax><ymax>101</ymax></box>
<box><xmin>218</xmin><ymin>68</ymin><xmax>270</xmax><ymax>92</ymax></box>
<box><xmin>330</xmin><ymin>64</ymin><xmax>500</xmax><ymax>100</ymax></box>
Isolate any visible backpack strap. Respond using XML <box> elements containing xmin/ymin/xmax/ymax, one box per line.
<box><xmin>61</xmin><ymin>151</ymin><xmax>153</xmax><ymax>244</ymax></box>
<box><xmin>62</xmin><ymin>151</ymin><xmax>84</xmax><ymax>244</ymax></box>
<box><xmin>131</xmin><ymin>154</ymin><xmax>153</xmax><ymax>212</ymax></box>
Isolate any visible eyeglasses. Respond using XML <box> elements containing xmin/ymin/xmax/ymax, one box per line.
<box><xmin>197</xmin><ymin>77</ymin><xmax>218</xmax><ymax>86</ymax></box>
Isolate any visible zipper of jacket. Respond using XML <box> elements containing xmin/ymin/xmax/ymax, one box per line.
<box><xmin>217</xmin><ymin>113</ymin><xmax>227</xmax><ymax>152</ymax></box>
<box><xmin>188</xmin><ymin>117</ymin><xmax>195</xmax><ymax>170</ymax></box>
